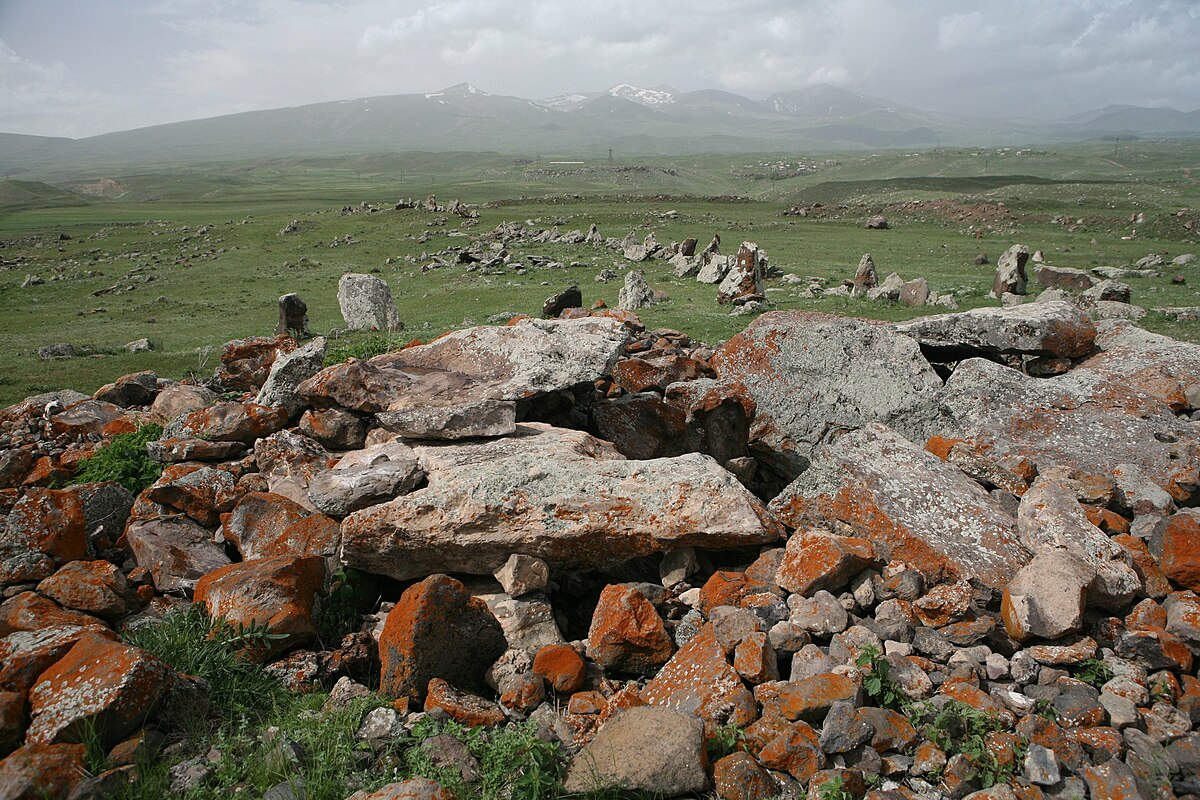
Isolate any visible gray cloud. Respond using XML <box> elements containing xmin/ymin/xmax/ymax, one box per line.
<box><xmin>0</xmin><ymin>0</ymin><xmax>1198</xmax><ymax>137</ymax></box>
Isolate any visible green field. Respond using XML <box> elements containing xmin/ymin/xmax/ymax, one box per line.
<box><xmin>1</xmin><ymin>140</ymin><xmax>1198</xmax><ymax>406</ymax></box>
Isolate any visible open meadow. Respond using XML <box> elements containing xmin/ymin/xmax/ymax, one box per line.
<box><xmin>1</xmin><ymin>139</ymin><xmax>1198</xmax><ymax>406</ymax></box>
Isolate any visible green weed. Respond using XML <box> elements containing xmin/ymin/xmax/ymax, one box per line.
<box><xmin>67</xmin><ymin>423</ymin><xmax>163</xmax><ymax>494</ymax></box>
<box><xmin>705</xmin><ymin>722</ymin><xmax>744</xmax><ymax>761</ymax></box>
<box><xmin>1072</xmin><ymin>658</ymin><xmax>1114</xmax><ymax>689</ymax></box>
<box><xmin>916</xmin><ymin>699</ymin><xmax>1020</xmax><ymax>789</ymax></box>
<box><xmin>855</xmin><ymin>645</ymin><xmax>908</xmax><ymax>711</ymax></box>
<box><xmin>815</xmin><ymin>774</ymin><xmax>855</xmax><ymax>800</ymax></box>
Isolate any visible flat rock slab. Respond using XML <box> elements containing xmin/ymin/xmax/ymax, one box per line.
<box><xmin>563</xmin><ymin>706</ymin><xmax>707</xmax><ymax>798</ymax></box>
<box><xmin>711</xmin><ymin>311</ymin><xmax>941</xmax><ymax>477</ymax></box>
<box><xmin>893</xmin><ymin>301</ymin><xmax>1098</xmax><ymax>361</ymax></box>
<box><xmin>341</xmin><ymin>423</ymin><xmax>782</xmax><ymax>580</ymax></box>
<box><xmin>375</xmin><ymin>399</ymin><xmax>516</xmax><ymax>440</ymax></box>
<box><xmin>300</xmin><ymin>318</ymin><xmax>630</xmax><ymax>414</ymax></box>
<box><xmin>922</xmin><ymin>354</ymin><xmax>1200</xmax><ymax>500</ymax></box>
<box><xmin>770</xmin><ymin>423</ymin><xmax>1030</xmax><ymax>590</ymax></box>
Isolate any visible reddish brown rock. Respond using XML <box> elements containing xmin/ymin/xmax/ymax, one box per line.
<box><xmin>37</xmin><ymin>560</ymin><xmax>126</xmax><ymax>619</ymax></box>
<box><xmin>145</xmin><ymin>465</ymin><xmax>241</xmax><ymax>527</ymax></box>
<box><xmin>566</xmin><ymin>691</ymin><xmax>609</xmax><ymax>715</ymax></box>
<box><xmin>213</xmin><ymin>334</ymin><xmax>296</xmax><ymax>392</ymax></box>
<box><xmin>733</xmin><ymin>632</ymin><xmax>779</xmax><ymax>685</ymax></box>
<box><xmin>699</xmin><ymin>571</ymin><xmax>768</xmax><ymax>616</ymax></box>
<box><xmin>46</xmin><ymin>400</ymin><xmax>127</xmax><ymax>440</ymax></box>
<box><xmin>3</xmin><ymin>487</ymin><xmax>88</xmax><ymax>568</ymax></box>
<box><xmin>378</xmin><ymin>574</ymin><xmax>506</xmax><ymax>703</ymax></box>
<box><xmin>125</xmin><ymin>515</ymin><xmax>231</xmax><ymax>594</ymax></box>
<box><xmin>498</xmin><ymin>673</ymin><xmax>545</xmax><ymax>715</ymax></box>
<box><xmin>716</xmin><ymin>241</ymin><xmax>767</xmax><ymax>305</ymax></box>
<box><xmin>350</xmin><ymin>778</ymin><xmax>458</xmax><ymax>800</ymax></box>
<box><xmin>93</xmin><ymin>371</ymin><xmax>158</xmax><ymax>408</ymax></box>
<box><xmin>532</xmin><ymin>643</ymin><xmax>587</xmax><ymax>694</ymax></box>
<box><xmin>299</xmin><ymin>407</ymin><xmax>366</xmax><ymax>450</ymax></box>
<box><xmin>913</xmin><ymin>582</ymin><xmax>976</xmax><ymax>628</ymax></box>
<box><xmin>771</xmin><ymin>424</ymin><xmax>1029</xmax><ymax>590</ymax></box>
<box><xmin>26</xmin><ymin>633</ymin><xmax>172</xmax><ymax>748</ymax></box>
<box><xmin>757</xmin><ymin>722</ymin><xmax>824</xmax><ymax>783</ymax></box>
<box><xmin>0</xmin><ymin>625</ymin><xmax>119</xmax><ymax>697</ymax></box>
<box><xmin>0</xmin><ymin>592</ymin><xmax>106</xmax><ymax>638</ymax></box>
<box><xmin>1150</xmin><ymin>509</ymin><xmax>1200</xmax><ymax>591</ymax></box>
<box><xmin>1114</xmin><ymin>534</ymin><xmax>1173</xmax><ymax>599</ymax></box>
<box><xmin>1082</xmin><ymin>759</ymin><xmax>1143</xmax><ymax>800</ymax></box>
<box><xmin>0</xmin><ymin>742</ymin><xmax>87</xmax><ymax>800</ymax></box>
<box><xmin>0</xmin><ymin>690</ymin><xmax>24</xmax><ymax>753</ymax></box>
<box><xmin>193</xmin><ymin>555</ymin><xmax>325</xmax><ymax>662</ymax></box>
<box><xmin>612</xmin><ymin>355</ymin><xmax>706</xmax><ymax>394</ymax></box>
<box><xmin>145</xmin><ymin>437</ymin><xmax>247</xmax><ymax>463</ymax></box>
<box><xmin>221</xmin><ymin>491</ymin><xmax>313</xmax><ymax>560</ymax></box>
<box><xmin>586</xmin><ymin>584</ymin><xmax>674</xmax><ymax>675</ymax></box>
<box><xmin>775</xmin><ymin>529</ymin><xmax>876</xmax><ymax>596</ymax></box>
<box><xmin>170</xmin><ymin>401</ymin><xmax>289</xmax><ymax>444</ymax></box>
<box><xmin>756</xmin><ymin>674</ymin><xmax>860</xmax><ymax>724</ymax></box>
<box><xmin>0</xmin><ymin>448</ymin><xmax>34</xmax><ymax>489</ymax></box>
<box><xmin>712</xmin><ymin>751</ymin><xmax>778</xmax><ymax>800</ymax></box>
<box><xmin>424</xmin><ymin>678</ymin><xmax>506</xmax><ymax>726</ymax></box>
<box><xmin>642</xmin><ymin>624</ymin><xmax>756</xmax><ymax>736</ymax></box>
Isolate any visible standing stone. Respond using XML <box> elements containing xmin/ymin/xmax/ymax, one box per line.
<box><xmin>993</xmin><ymin>245</ymin><xmax>1031</xmax><ymax>297</ymax></box>
<box><xmin>338</xmin><ymin>273</ymin><xmax>402</xmax><ymax>332</ymax></box>
<box><xmin>619</xmin><ymin>271</ymin><xmax>656</xmax><ymax>311</ymax></box>
<box><xmin>542</xmin><ymin>285</ymin><xmax>582</xmax><ymax>318</ymax></box>
<box><xmin>679</xmin><ymin>237</ymin><xmax>698</xmax><ymax>257</ymax></box>
<box><xmin>900</xmin><ymin>277</ymin><xmax>930</xmax><ymax>307</ymax></box>
<box><xmin>717</xmin><ymin>242</ymin><xmax>766</xmax><ymax>305</ymax></box>
<box><xmin>851</xmin><ymin>254</ymin><xmax>878</xmax><ymax>297</ymax></box>
<box><xmin>276</xmin><ymin>294</ymin><xmax>310</xmax><ymax>338</ymax></box>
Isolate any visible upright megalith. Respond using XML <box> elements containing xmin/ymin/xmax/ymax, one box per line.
<box><xmin>337</xmin><ymin>273</ymin><xmax>402</xmax><ymax>332</ymax></box>
<box><xmin>276</xmin><ymin>293</ymin><xmax>310</xmax><ymax>338</ymax></box>
<box><xmin>993</xmin><ymin>244</ymin><xmax>1030</xmax><ymax>297</ymax></box>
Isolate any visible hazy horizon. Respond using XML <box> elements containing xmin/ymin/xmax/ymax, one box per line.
<box><xmin>2</xmin><ymin>0</ymin><xmax>1199</xmax><ymax>140</ymax></box>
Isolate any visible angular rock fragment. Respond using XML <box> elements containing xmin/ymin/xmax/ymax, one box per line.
<box><xmin>126</xmin><ymin>516</ymin><xmax>231</xmax><ymax>594</ymax></box>
<box><xmin>586</xmin><ymin>584</ymin><xmax>674</xmax><ymax>675</ymax></box>
<box><xmin>893</xmin><ymin>301</ymin><xmax>1097</xmax><ymax>362</ymax></box>
<box><xmin>771</xmin><ymin>424</ymin><xmax>1029</xmax><ymax>590</ymax></box>
<box><xmin>342</xmin><ymin>424</ymin><xmax>781</xmax><ymax>580</ymax></box>
<box><xmin>375</xmin><ymin>400</ymin><xmax>516</xmax><ymax>440</ymax></box>
<box><xmin>1001</xmin><ymin>552</ymin><xmax>1093</xmax><ymax>641</ymax></box>
<box><xmin>563</xmin><ymin>707</ymin><xmax>707</xmax><ymax>798</ymax></box>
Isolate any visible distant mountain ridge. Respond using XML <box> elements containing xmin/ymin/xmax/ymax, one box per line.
<box><xmin>3</xmin><ymin>83</ymin><xmax>1198</xmax><ymax>177</ymax></box>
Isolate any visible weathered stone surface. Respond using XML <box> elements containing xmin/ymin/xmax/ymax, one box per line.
<box><xmin>254</xmin><ymin>336</ymin><xmax>328</xmax><ymax>417</ymax></box>
<box><xmin>712</xmin><ymin>312</ymin><xmax>941</xmax><ymax>477</ymax></box>
<box><xmin>717</xmin><ymin>242</ymin><xmax>766</xmax><ymax>305</ymax></box>
<box><xmin>1001</xmin><ymin>552</ymin><xmax>1093</xmax><ymax>641</ymax></box>
<box><xmin>0</xmin><ymin>625</ymin><xmax>118</xmax><ymax>695</ymax></box>
<box><xmin>149</xmin><ymin>384</ymin><xmax>218</xmax><ymax>424</ymax></box>
<box><xmin>376</xmin><ymin>400</ymin><xmax>516</xmax><ymax>440</ymax></box>
<box><xmin>697</xmin><ymin>254</ymin><xmax>731</xmax><ymax>284</ymax></box>
<box><xmin>712</xmin><ymin>751</ymin><xmax>777</xmax><ymax>800</ymax></box>
<box><xmin>166</xmin><ymin>401</ymin><xmax>288</xmax><ymax>444</ymax></box>
<box><xmin>851</xmin><ymin>253</ymin><xmax>878</xmax><ymax>296</ymax></box>
<box><xmin>894</xmin><ymin>301</ymin><xmax>1098</xmax><ymax>361</ymax></box>
<box><xmin>46</xmin><ymin>400</ymin><xmax>126</xmax><ymax>440</ymax></box>
<box><xmin>478</xmin><ymin>592</ymin><xmax>564</xmax><ymax>653</ymax></box>
<box><xmin>493</xmin><ymin>554</ymin><xmax>549</xmax><ymax>598</ymax></box>
<box><xmin>299</xmin><ymin>407</ymin><xmax>366</xmax><ymax>451</ymax></box>
<box><xmin>253</xmin><ymin>429</ymin><xmax>331</xmax><ymax>511</ymax></box>
<box><xmin>3</xmin><ymin>488</ymin><xmax>87</xmax><ymax>570</ymax></box>
<box><xmin>618</xmin><ymin>271</ymin><xmax>656</xmax><ymax>311</ymax></box>
<box><xmin>424</xmin><ymin>678</ymin><xmax>506</xmax><ymax>727</ymax></box>
<box><xmin>993</xmin><ymin>244</ymin><xmax>1030</xmax><ymax>296</ymax></box>
<box><xmin>93</xmin><ymin>371</ymin><xmax>158</xmax><ymax>408</ymax></box>
<box><xmin>1150</xmin><ymin>509</ymin><xmax>1200</xmax><ymax>591</ymax></box>
<box><xmin>1036</xmin><ymin>264</ymin><xmax>1096</xmax><ymax>291</ymax></box>
<box><xmin>563</xmin><ymin>706</ymin><xmax>707</xmax><ymax>798</ymax></box>
<box><xmin>212</xmin><ymin>335</ymin><xmax>296</xmax><ymax>392</ymax></box>
<box><xmin>37</xmin><ymin>560</ymin><xmax>126</xmax><ymax>619</ymax></box>
<box><xmin>341</xmin><ymin>423</ymin><xmax>781</xmax><ymax>580</ymax></box>
<box><xmin>145</xmin><ymin>466</ymin><xmax>240</xmax><ymax>528</ymax></box>
<box><xmin>542</xmin><ymin>285</ymin><xmax>582</xmax><ymax>317</ymax></box>
<box><xmin>586</xmin><ymin>584</ymin><xmax>674</xmax><ymax>675</ymax></box>
<box><xmin>222</xmin><ymin>492</ymin><xmax>311</xmax><ymax>559</ymax></box>
<box><xmin>347</xmin><ymin>778</ymin><xmax>457</xmax><ymax>800</ymax></box>
<box><xmin>145</xmin><ymin>437</ymin><xmax>246</xmax><ymax>463</ymax></box>
<box><xmin>532</xmin><ymin>643</ymin><xmax>586</xmax><ymax>694</ymax></box>
<box><xmin>378</xmin><ymin>574</ymin><xmax>505</xmax><ymax>703</ymax></box>
<box><xmin>0</xmin><ymin>742</ymin><xmax>88</xmax><ymax>800</ymax></box>
<box><xmin>771</xmin><ymin>424</ymin><xmax>1029</xmax><ymax>590</ymax></box>
<box><xmin>301</xmin><ymin>317</ymin><xmax>629</xmax><ymax>414</ymax></box>
<box><xmin>1016</xmin><ymin>471</ymin><xmax>1141</xmax><ymax>608</ymax></box>
<box><xmin>612</xmin><ymin>354</ymin><xmax>706</xmax><ymax>394</ymax></box>
<box><xmin>642</xmin><ymin>624</ymin><xmax>755</xmax><ymax>735</ymax></box>
<box><xmin>27</xmin><ymin>633</ymin><xmax>172</xmax><ymax>747</ymax></box>
<box><xmin>193</xmin><ymin>555</ymin><xmax>325</xmax><ymax>662</ymax></box>
<box><xmin>0</xmin><ymin>593</ymin><xmax>107</xmax><ymax>638</ymax></box>
<box><xmin>776</xmin><ymin>529</ymin><xmax>876</xmax><ymax>596</ymax></box>
<box><xmin>918</xmin><ymin>354</ymin><xmax>1200</xmax><ymax>501</ymax></box>
<box><xmin>338</xmin><ymin>273</ymin><xmax>402</xmax><ymax>331</ymax></box>
<box><xmin>126</xmin><ymin>515</ymin><xmax>231</xmax><ymax>594</ymax></box>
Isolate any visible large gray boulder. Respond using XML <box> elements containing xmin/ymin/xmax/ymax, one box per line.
<box><xmin>255</xmin><ymin>336</ymin><xmax>328</xmax><ymax>417</ymax></box>
<box><xmin>340</xmin><ymin>424</ymin><xmax>783</xmax><ymax>580</ymax></box>
<box><xmin>617</xmin><ymin>270</ymin><xmax>656</xmax><ymax>311</ymax></box>
<box><xmin>769</xmin><ymin>423</ymin><xmax>1030</xmax><ymax>591</ymax></box>
<box><xmin>711</xmin><ymin>311</ymin><xmax>942</xmax><ymax>478</ymax></box>
<box><xmin>893</xmin><ymin>301</ymin><xmax>1097</xmax><ymax>362</ymax></box>
<box><xmin>337</xmin><ymin>273</ymin><xmax>402</xmax><ymax>332</ymax></box>
<box><xmin>300</xmin><ymin>317</ymin><xmax>630</xmax><ymax>414</ymax></box>
<box><xmin>563</xmin><ymin>707</ymin><xmax>708</xmax><ymax>797</ymax></box>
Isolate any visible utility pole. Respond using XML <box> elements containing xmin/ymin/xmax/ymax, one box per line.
<box><xmin>608</xmin><ymin>148</ymin><xmax>613</xmax><ymax>162</ymax></box>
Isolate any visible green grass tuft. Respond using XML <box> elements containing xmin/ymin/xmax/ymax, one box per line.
<box><xmin>67</xmin><ymin>423</ymin><xmax>164</xmax><ymax>494</ymax></box>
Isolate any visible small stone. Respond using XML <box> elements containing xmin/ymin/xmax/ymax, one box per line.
<box><xmin>493</xmin><ymin>554</ymin><xmax>549</xmax><ymax>598</ymax></box>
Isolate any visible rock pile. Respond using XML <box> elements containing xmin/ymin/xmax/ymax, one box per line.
<box><xmin>2</xmin><ymin>299</ymin><xmax>1199</xmax><ymax>799</ymax></box>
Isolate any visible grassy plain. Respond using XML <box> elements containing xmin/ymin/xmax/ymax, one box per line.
<box><xmin>1</xmin><ymin>140</ymin><xmax>1197</xmax><ymax>406</ymax></box>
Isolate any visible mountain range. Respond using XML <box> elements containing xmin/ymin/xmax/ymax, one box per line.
<box><xmin>3</xmin><ymin>83</ymin><xmax>1198</xmax><ymax>177</ymax></box>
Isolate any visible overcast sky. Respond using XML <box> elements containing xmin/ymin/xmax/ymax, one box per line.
<box><xmin>2</xmin><ymin>0</ymin><xmax>1198</xmax><ymax>139</ymax></box>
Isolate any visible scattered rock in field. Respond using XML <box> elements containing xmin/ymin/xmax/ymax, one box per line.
<box><xmin>992</xmin><ymin>244</ymin><xmax>1030</xmax><ymax>297</ymax></box>
<box><xmin>37</xmin><ymin>343</ymin><xmax>75</xmax><ymax>361</ymax></box>
<box><xmin>618</xmin><ymin>271</ymin><xmax>656</xmax><ymax>311</ymax></box>
<box><xmin>276</xmin><ymin>293</ymin><xmax>310</xmax><ymax>338</ymax></box>
<box><xmin>865</xmin><ymin>215</ymin><xmax>889</xmax><ymax>230</ymax></box>
<box><xmin>337</xmin><ymin>273</ymin><xmax>402</xmax><ymax>332</ymax></box>
<box><xmin>850</xmin><ymin>254</ymin><xmax>877</xmax><ymax>297</ymax></box>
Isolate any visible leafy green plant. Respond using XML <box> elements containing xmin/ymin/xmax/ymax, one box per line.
<box><xmin>1072</xmin><ymin>658</ymin><xmax>1114</xmax><ymax>689</ymax></box>
<box><xmin>918</xmin><ymin>699</ymin><xmax>1018</xmax><ymax>789</ymax></box>
<box><xmin>816</xmin><ymin>774</ymin><xmax>855</xmax><ymax>800</ymax></box>
<box><xmin>705</xmin><ymin>722</ymin><xmax>744</xmax><ymax>761</ymax></box>
<box><xmin>68</xmin><ymin>423</ymin><xmax>164</xmax><ymax>494</ymax></box>
<box><xmin>855</xmin><ymin>645</ymin><xmax>908</xmax><ymax>711</ymax></box>
<box><xmin>316</xmin><ymin>567</ymin><xmax>381</xmax><ymax>649</ymax></box>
